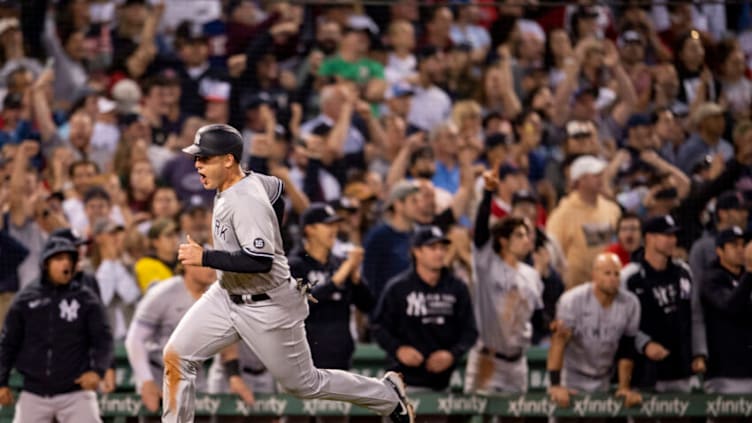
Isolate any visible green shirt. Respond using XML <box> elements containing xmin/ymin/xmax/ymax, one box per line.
<box><xmin>319</xmin><ymin>55</ymin><xmax>385</xmax><ymax>84</ymax></box>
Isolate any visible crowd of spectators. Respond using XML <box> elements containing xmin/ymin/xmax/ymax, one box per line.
<box><xmin>0</xmin><ymin>0</ymin><xmax>752</xmax><ymax>421</ymax></box>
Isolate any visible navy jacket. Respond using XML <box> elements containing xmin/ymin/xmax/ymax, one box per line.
<box><xmin>700</xmin><ymin>263</ymin><xmax>752</xmax><ymax>380</ymax></box>
<box><xmin>0</xmin><ymin>230</ymin><xmax>28</xmax><ymax>293</ymax></box>
<box><xmin>373</xmin><ymin>267</ymin><xmax>478</xmax><ymax>390</ymax></box>
<box><xmin>288</xmin><ymin>247</ymin><xmax>374</xmax><ymax>369</ymax></box>
<box><xmin>0</xmin><ymin>276</ymin><xmax>113</xmax><ymax>395</ymax></box>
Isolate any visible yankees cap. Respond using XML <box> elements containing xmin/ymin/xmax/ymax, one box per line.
<box><xmin>411</xmin><ymin>225</ymin><xmax>450</xmax><ymax>247</ymax></box>
<box><xmin>301</xmin><ymin>203</ymin><xmax>344</xmax><ymax>227</ymax></box>
<box><xmin>715</xmin><ymin>226</ymin><xmax>747</xmax><ymax>247</ymax></box>
<box><xmin>182</xmin><ymin>124</ymin><xmax>243</xmax><ymax>162</ymax></box>
<box><xmin>643</xmin><ymin>215</ymin><xmax>680</xmax><ymax>235</ymax></box>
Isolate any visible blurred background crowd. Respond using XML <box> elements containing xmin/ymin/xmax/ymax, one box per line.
<box><xmin>1</xmin><ymin>0</ymin><xmax>752</xmax><ymax>419</ymax></box>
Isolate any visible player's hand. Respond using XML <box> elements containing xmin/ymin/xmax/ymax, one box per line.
<box><xmin>346</xmin><ymin>247</ymin><xmax>364</xmax><ymax>270</ymax></box>
<box><xmin>616</xmin><ymin>388</ymin><xmax>642</xmax><ymax>408</ymax></box>
<box><xmin>75</xmin><ymin>371</ymin><xmax>101</xmax><ymax>391</ymax></box>
<box><xmin>229</xmin><ymin>375</ymin><xmax>255</xmax><ymax>405</ymax></box>
<box><xmin>178</xmin><ymin>235</ymin><xmax>204</xmax><ymax>266</ymax></box>
<box><xmin>396</xmin><ymin>346</ymin><xmax>424</xmax><ymax>367</ymax></box>
<box><xmin>644</xmin><ymin>342</ymin><xmax>670</xmax><ymax>361</ymax></box>
<box><xmin>0</xmin><ymin>387</ymin><xmax>13</xmax><ymax>405</ymax></box>
<box><xmin>100</xmin><ymin>368</ymin><xmax>116</xmax><ymax>393</ymax></box>
<box><xmin>140</xmin><ymin>379</ymin><xmax>162</xmax><ymax>412</ymax></box>
<box><xmin>425</xmin><ymin>350</ymin><xmax>454</xmax><ymax>373</ymax></box>
<box><xmin>692</xmin><ymin>356</ymin><xmax>706</xmax><ymax>374</ymax></box>
<box><xmin>548</xmin><ymin>385</ymin><xmax>575</xmax><ymax>408</ymax></box>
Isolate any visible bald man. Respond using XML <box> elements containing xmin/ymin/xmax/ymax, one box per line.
<box><xmin>547</xmin><ymin>253</ymin><xmax>642</xmax><ymax>417</ymax></box>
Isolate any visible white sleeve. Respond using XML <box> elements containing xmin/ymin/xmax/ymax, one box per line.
<box><xmin>95</xmin><ymin>261</ymin><xmax>117</xmax><ymax>306</ymax></box>
<box><xmin>111</xmin><ymin>261</ymin><xmax>141</xmax><ymax>305</ymax></box>
<box><xmin>125</xmin><ymin>321</ymin><xmax>156</xmax><ymax>389</ymax></box>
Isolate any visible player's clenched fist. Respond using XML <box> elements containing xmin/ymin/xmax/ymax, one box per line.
<box><xmin>178</xmin><ymin>235</ymin><xmax>204</xmax><ymax>266</ymax></box>
<box><xmin>548</xmin><ymin>385</ymin><xmax>573</xmax><ymax>407</ymax></box>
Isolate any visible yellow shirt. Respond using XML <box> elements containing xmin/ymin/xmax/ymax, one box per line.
<box><xmin>134</xmin><ymin>257</ymin><xmax>174</xmax><ymax>292</ymax></box>
<box><xmin>545</xmin><ymin>192</ymin><xmax>621</xmax><ymax>289</ymax></box>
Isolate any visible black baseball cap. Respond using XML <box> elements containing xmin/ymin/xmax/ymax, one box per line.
<box><xmin>182</xmin><ymin>124</ymin><xmax>244</xmax><ymax>162</ymax></box>
<box><xmin>716</xmin><ymin>191</ymin><xmax>748</xmax><ymax>211</ymax></box>
<box><xmin>3</xmin><ymin>93</ymin><xmax>22</xmax><ymax>110</ymax></box>
<box><xmin>643</xmin><ymin>215</ymin><xmax>680</xmax><ymax>235</ymax></box>
<box><xmin>411</xmin><ymin>225</ymin><xmax>450</xmax><ymax>248</ymax></box>
<box><xmin>49</xmin><ymin>227</ymin><xmax>89</xmax><ymax>246</ymax></box>
<box><xmin>715</xmin><ymin>226</ymin><xmax>746</xmax><ymax>247</ymax></box>
<box><xmin>301</xmin><ymin>203</ymin><xmax>344</xmax><ymax>227</ymax></box>
<box><xmin>329</xmin><ymin>197</ymin><xmax>358</xmax><ymax>212</ymax></box>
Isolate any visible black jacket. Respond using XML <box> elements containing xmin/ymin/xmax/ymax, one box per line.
<box><xmin>623</xmin><ymin>254</ymin><xmax>698</xmax><ymax>386</ymax></box>
<box><xmin>373</xmin><ymin>267</ymin><xmax>478</xmax><ymax>391</ymax></box>
<box><xmin>0</xmin><ymin>276</ymin><xmax>113</xmax><ymax>395</ymax></box>
<box><xmin>700</xmin><ymin>262</ymin><xmax>752</xmax><ymax>380</ymax></box>
<box><xmin>0</xmin><ymin>230</ymin><xmax>28</xmax><ymax>293</ymax></box>
<box><xmin>288</xmin><ymin>247</ymin><xmax>374</xmax><ymax>370</ymax></box>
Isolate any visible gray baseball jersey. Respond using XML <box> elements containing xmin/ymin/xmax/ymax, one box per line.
<box><xmin>211</xmin><ymin>172</ymin><xmax>291</xmax><ymax>295</ymax></box>
<box><xmin>557</xmin><ymin>283</ymin><xmax>640</xmax><ymax>380</ymax></box>
<box><xmin>132</xmin><ymin>277</ymin><xmax>197</xmax><ymax>370</ymax></box>
<box><xmin>471</xmin><ymin>243</ymin><xmax>543</xmax><ymax>356</ymax></box>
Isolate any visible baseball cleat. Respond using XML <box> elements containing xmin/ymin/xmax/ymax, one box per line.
<box><xmin>383</xmin><ymin>371</ymin><xmax>415</xmax><ymax>423</ymax></box>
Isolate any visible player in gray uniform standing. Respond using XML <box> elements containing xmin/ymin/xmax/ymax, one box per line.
<box><xmin>464</xmin><ymin>170</ymin><xmax>543</xmax><ymax>395</ymax></box>
<box><xmin>165</xmin><ymin>124</ymin><xmax>414</xmax><ymax>423</ymax></box>
<box><xmin>547</xmin><ymin>253</ymin><xmax>643</xmax><ymax>415</ymax></box>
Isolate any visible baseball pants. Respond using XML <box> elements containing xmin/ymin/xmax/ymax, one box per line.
<box><xmin>13</xmin><ymin>390</ymin><xmax>101</xmax><ymax>423</ymax></box>
<box><xmin>464</xmin><ymin>346</ymin><xmax>528</xmax><ymax>394</ymax></box>
<box><xmin>162</xmin><ymin>281</ymin><xmax>399</xmax><ymax>422</ymax></box>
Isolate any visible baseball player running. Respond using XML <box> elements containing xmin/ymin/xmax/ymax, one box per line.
<box><xmin>163</xmin><ymin>124</ymin><xmax>414</xmax><ymax>423</ymax></box>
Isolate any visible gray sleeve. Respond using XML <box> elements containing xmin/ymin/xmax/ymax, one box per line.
<box><xmin>232</xmin><ymin>197</ymin><xmax>276</xmax><ymax>258</ymax></box>
<box><xmin>635</xmin><ymin>331</ymin><xmax>652</xmax><ymax>354</ymax></box>
<box><xmin>691</xmin><ymin>269</ymin><xmax>708</xmax><ymax>357</ymax></box>
<box><xmin>133</xmin><ymin>285</ymin><xmax>166</xmax><ymax>327</ymax></box>
<box><xmin>556</xmin><ymin>291</ymin><xmax>577</xmax><ymax>330</ymax></box>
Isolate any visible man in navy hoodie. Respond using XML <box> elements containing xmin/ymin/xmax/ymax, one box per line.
<box><xmin>373</xmin><ymin>225</ymin><xmax>477</xmax><ymax>391</ymax></box>
<box><xmin>0</xmin><ymin>236</ymin><xmax>113</xmax><ymax>422</ymax></box>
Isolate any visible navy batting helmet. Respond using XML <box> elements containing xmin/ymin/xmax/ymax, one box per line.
<box><xmin>182</xmin><ymin>124</ymin><xmax>243</xmax><ymax>163</ymax></box>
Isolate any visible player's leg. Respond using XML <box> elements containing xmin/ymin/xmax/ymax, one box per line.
<box><xmin>162</xmin><ymin>283</ymin><xmax>241</xmax><ymax>422</ymax></box>
<box><xmin>230</xmin><ymin>282</ymin><xmax>411</xmax><ymax>421</ymax></box>
<box><xmin>54</xmin><ymin>390</ymin><xmax>103</xmax><ymax>423</ymax></box>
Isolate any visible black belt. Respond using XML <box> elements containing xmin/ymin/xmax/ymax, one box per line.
<box><xmin>229</xmin><ymin>293</ymin><xmax>271</xmax><ymax>304</ymax></box>
<box><xmin>243</xmin><ymin>366</ymin><xmax>267</xmax><ymax>375</ymax></box>
<box><xmin>480</xmin><ymin>346</ymin><xmax>522</xmax><ymax>362</ymax></box>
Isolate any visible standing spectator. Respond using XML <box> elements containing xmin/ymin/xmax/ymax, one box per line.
<box><xmin>546</xmin><ymin>155</ymin><xmax>621</xmax><ymax>289</ymax></box>
<box><xmin>373</xmin><ymin>225</ymin><xmax>477</xmax><ymax>391</ymax></box>
<box><xmin>450</xmin><ymin>2</ymin><xmax>491</xmax><ymax>64</ymax></box>
<box><xmin>91</xmin><ymin>218</ymin><xmax>140</xmax><ymax>341</ymax></box>
<box><xmin>464</xmin><ymin>171</ymin><xmax>542</xmax><ymax>394</ymax></box>
<box><xmin>621</xmin><ymin>215</ymin><xmax>706</xmax><ymax>393</ymax></box>
<box><xmin>363</xmin><ymin>180</ymin><xmax>420</xmax><ymax>305</ymax></box>
<box><xmin>0</xmin><ymin>237</ymin><xmax>113</xmax><ymax>422</ymax></box>
<box><xmin>319</xmin><ymin>20</ymin><xmax>384</xmax><ymax>86</ymax></box>
<box><xmin>406</xmin><ymin>47</ymin><xmax>451</xmax><ymax>132</ymax></box>
<box><xmin>384</xmin><ymin>20</ymin><xmax>416</xmax><ymax>85</ymax></box>
<box><xmin>288</xmin><ymin>203</ymin><xmax>374</xmax><ymax>369</ymax></box>
<box><xmin>0</xmin><ymin>210</ymin><xmax>28</xmax><ymax>325</ymax></box>
<box><xmin>701</xmin><ymin>227</ymin><xmax>752</xmax><ymax>398</ymax></box>
<box><xmin>606</xmin><ymin>212</ymin><xmax>643</xmax><ymax>266</ymax></box>
<box><xmin>689</xmin><ymin>190</ymin><xmax>749</xmax><ymax>288</ymax></box>
<box><xmin>546</xmin><ymin>253</ymin><xmax>642</xmax><ymax>410</ymax></box>
<box><xmin>676</xmin><ymin>102</ymin><xmax>733</xmax><ymax>175</ymax></box>
<box><xmin>134</xmin><ymin>218</ymin><xmax>178</xmax><ymax>292</ymax></box>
